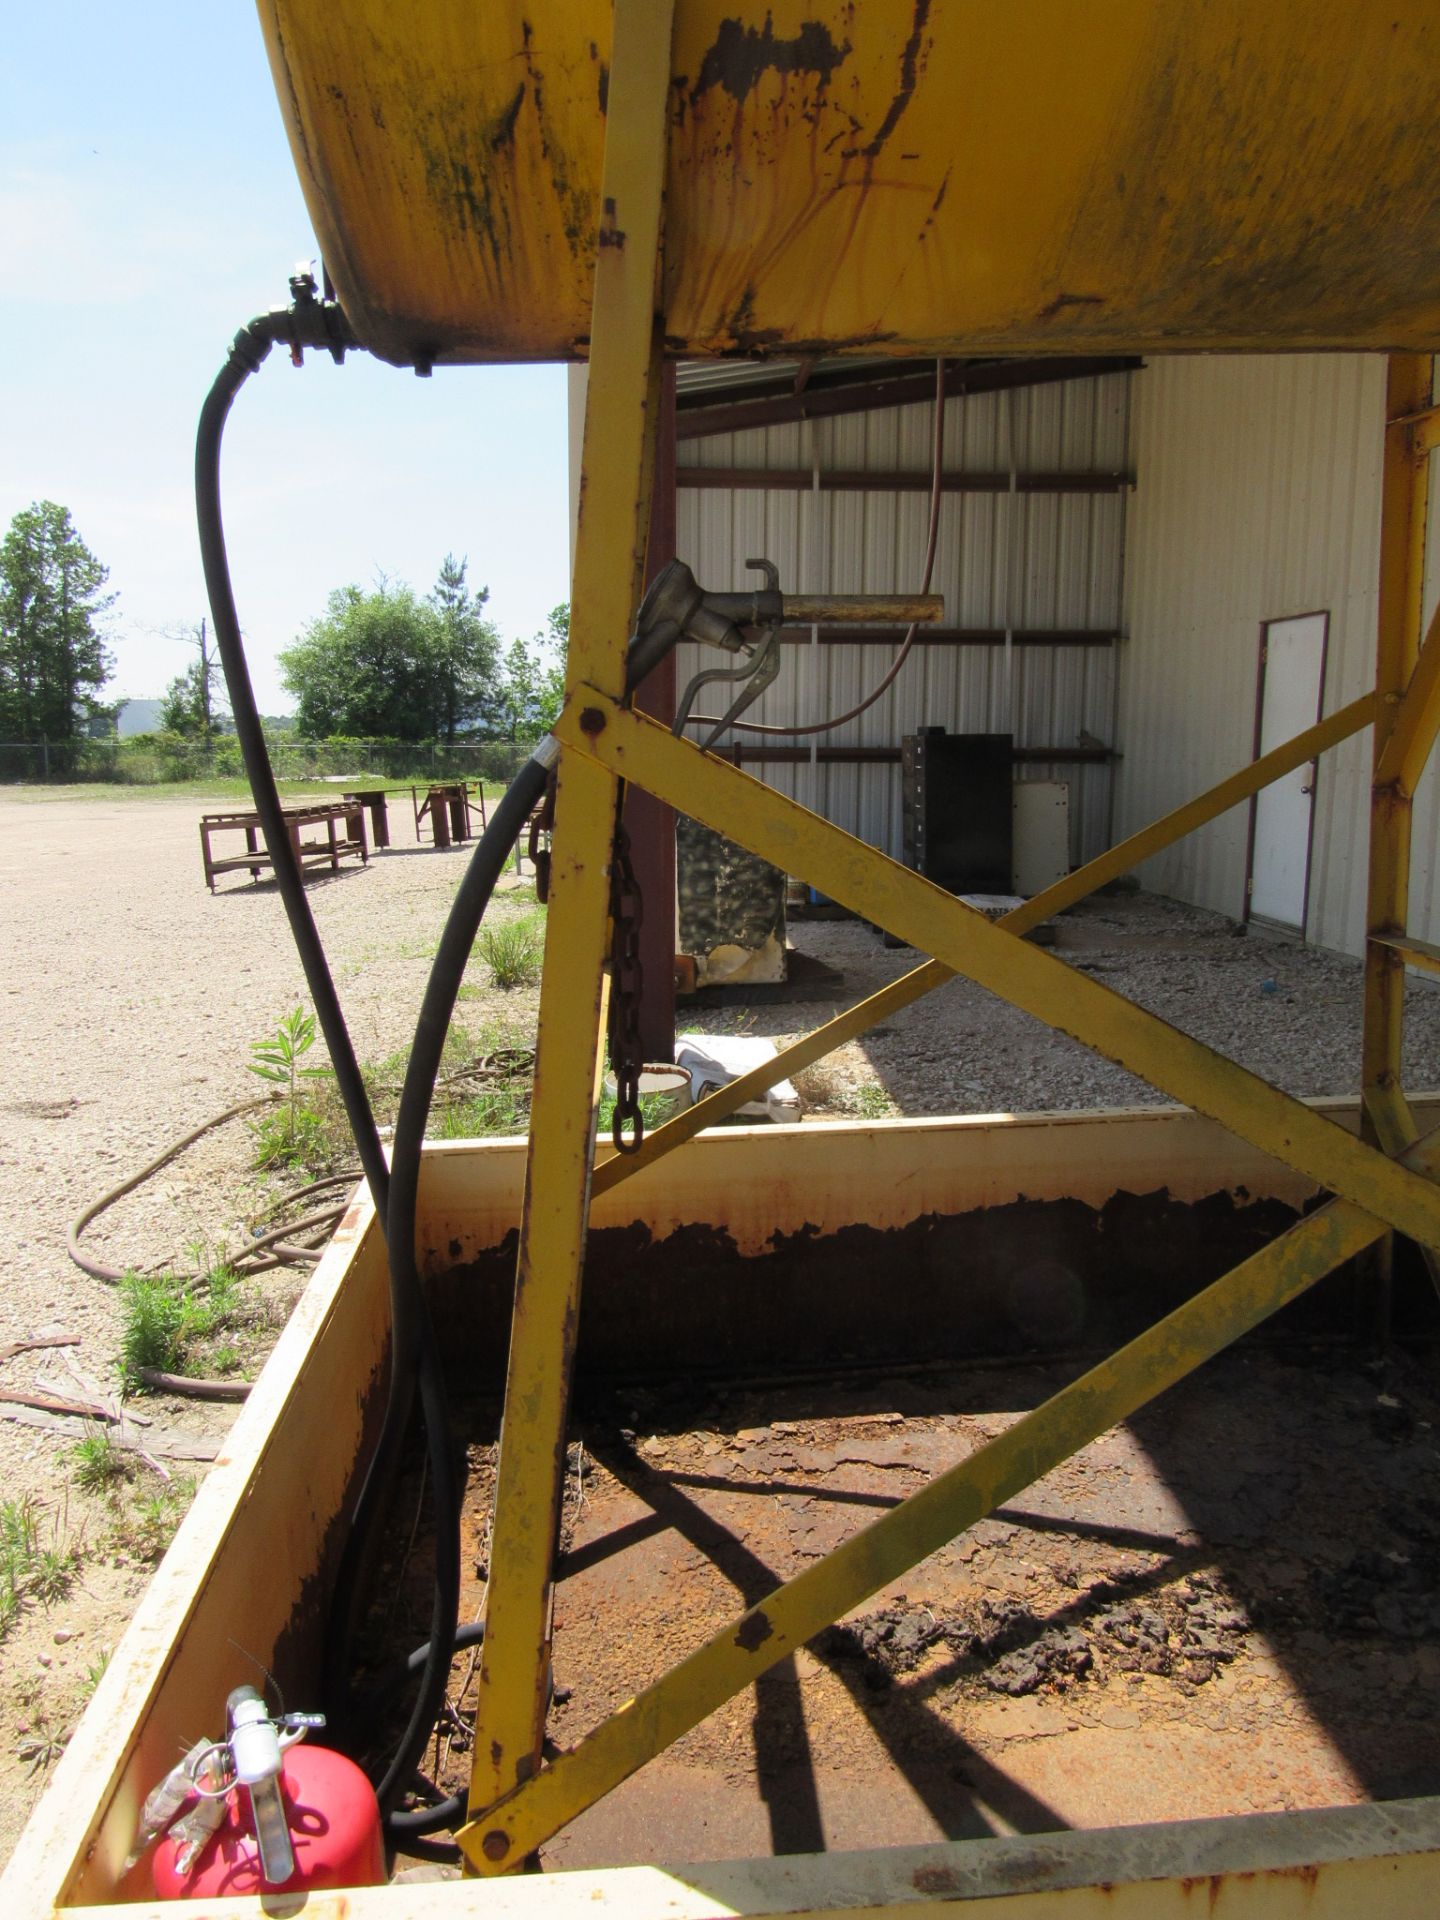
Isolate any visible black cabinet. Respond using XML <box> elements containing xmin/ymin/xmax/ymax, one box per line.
<box><xmin>901</xmin><ymin>730</ymin><xmax>1013</xmax><ymax>894</ymax></box>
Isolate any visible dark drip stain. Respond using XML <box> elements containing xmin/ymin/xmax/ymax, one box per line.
<box><xmin>691</xmin><ymin>15</ymin><xmax>851</xmax><ymax>107</ymax></box>
<box><xmin>847</xmin><ymin>0</ymin><xmax>931</xmax><ymax>158</ymax></box>
<box><xmin>489</xmin><ymin>82</ymin><xmax>526</xmax><ymax>153</ymax></box>
<box><xmin>1038</xmin><ymin>290</ymin><xmax>1106</xmax><ymax>321</ymax></box>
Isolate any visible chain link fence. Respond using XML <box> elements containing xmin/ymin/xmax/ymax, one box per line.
<box><xmin>0</xmin><ymin>736</ymin><xmax>539</xmax><ymax>787</ymax></box>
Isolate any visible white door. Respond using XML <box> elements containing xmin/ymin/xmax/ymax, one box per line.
<box><xmin>1249</xmin><ymin>613</ymin><xmax>1328</xmax><ymax>929</ymax></box>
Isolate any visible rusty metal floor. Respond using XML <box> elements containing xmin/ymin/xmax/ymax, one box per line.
<box><xmin>387</xmin><ymin>1342</ymin><xmax>1440</xmax><ymax>1866</ymax></box>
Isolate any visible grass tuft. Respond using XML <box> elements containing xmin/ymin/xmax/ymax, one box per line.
<box><xmin>477</xmin><ymin>914</ymin><xmax>545</xmax><ymax>989</ymax></box>
<box><xmin>0</xmin><ymin>1495</ymin><xmax>78</xmax><ymax>1636</ymax></box>
<box><xmin>72</xmin><ymin>1429</ymin><xmax>128</xmax><ymax>1493</ymax></box>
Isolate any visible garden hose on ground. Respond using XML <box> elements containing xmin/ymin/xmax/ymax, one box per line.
<box><xmin>195</xmin><ymin>278</ymin><xmax>552</xmax><ymax>1842</ymax></box>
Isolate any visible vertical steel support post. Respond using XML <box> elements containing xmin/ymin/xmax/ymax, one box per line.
<box><xmin>1362</xmin><ymin>355</ymin><xmax>1433</xmax><ymax>1301</ymax></box>
<box><xmin>630</xmin><ymin>362</ymin><xmax>679</xmax><ymax>1062</ymax></box>
<box><xmin>464</xmin><ymin>0</ymin><xmax>675</xmax><ymax>1847</ymax></box>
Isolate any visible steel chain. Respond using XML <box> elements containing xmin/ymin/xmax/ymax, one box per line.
<box><xmin>528</xmin><ymin>768</ymin><xmax>558</xmax><ymax>903</ymax></box>
<box><xmin>606</xmin><ymin>811</ymin><xmax>646</xmax><ymax>1154</ymax></box>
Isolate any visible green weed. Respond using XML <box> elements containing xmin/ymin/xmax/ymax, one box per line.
<box><xmin>117</xmin><ymin>1274</ymin><xmax>187</xmax><ymax>1383</ymax></box>
<box><xmin>434</xmin><ymin>1084</ymin><xmax>532</xmax><ymax>1139</ymax></box>
<box><xmin>124</xmin><ymin>1478</ymin><xmax>196</xmax><ymax>1563</ymax></box>
<box><xmin>248</xmin><ymin>1008</ymin><xmax>331</xmax><ymax>1169</ymax></box>
<box><xmin>851</xmin><ymin>1082</ymin><xmax>894</xmax><ymax>1119</ymax></box>
<box><xmin>0</xmin><ymin>1496</ymin><xmax>79</xmax><ymax>1637</ymax></box>
<box><xmin>477</xmin><ymin>914</ymin><xmax>545</xmax><ymax>989</ymax></box>
<box><xmin>72</xmin><ymin>1430</ymin><xmax>128</xmax><ymax>1493</ymax></box>
<box><xmin>16</xmin><ymin>1711</ymin><xmax>71</xmax><ymax>1774</ymax></box>
<box><xmin>118</xmin><ymin>1268</ymin><xmax>250</xmax><ymax>1390</ymax></box>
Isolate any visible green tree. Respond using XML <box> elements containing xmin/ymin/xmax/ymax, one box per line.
<box><xmin>429</xmin><ymin>554</ymin><xmax>500</xmax><ymax>741</ymax></box>
<box><xmin>159</xmin><ymin>621</ymin><xmax>227</xmax><ymax>738</ymax></box>
<box><xmin>498</xmin><ymin>603</ymin><xmax>568</xmax><ymax>739</ymax></box>
<box><xmin>0</xmin><ymin>502</ymin><xmax>115</xmax><ymax>741</ymax></box>
<box><xmin>279</xmin><ymin>562</ymin><xmax>503</xmax><ymax>740</ymax></box>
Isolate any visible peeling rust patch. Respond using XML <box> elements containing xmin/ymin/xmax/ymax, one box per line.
<box><xmin>735</xmin><ymin>1608</ymin><xmax>774</xmax><ymax>1652</ymax></box>
<box><xmin>913</xmin><ymin>1865</ymin><xmax>962</xmax><ymax>1894</ymax></box>
<box><xmin>725</xmin><ymin>283</ymin><xmax>786</xmax><ymax>353</ymax></box>
<box><xmin>1038</xmin><ymin>290</ymin><xmax>1106</xmax><ymax>322</ymax></box>
<box><xmin>691</xmin><ymin>15</ymin><xmax>851</xmax><ymax>107</ymax></box>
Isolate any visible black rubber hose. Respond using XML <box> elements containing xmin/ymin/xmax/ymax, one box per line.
<box><xmin>385</xmin><ymin>1623</ymin><xmax>488</xmax><ymax>1844</ymax></box>
<box><xmin>197</xmin><ymin>295</ymin><xmax>554</xmax><ymax>1845</ymax></box>
<box><xmin>196</xmin><ymin>304</ymin><xmax>463</xmax><ymax>1819</ymax></box>
<box><xmin>371</xmin><ymin>744</ymin><xmax>552</xmax><ymax>1820</ymax></box>
<box><xmin>195</xmin><ymin>315</ymin><xmax>392</xmax><ymax>1220</ymax></box>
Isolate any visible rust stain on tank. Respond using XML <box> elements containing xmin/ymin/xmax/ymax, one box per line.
<box><xmin>671</xmin><ymin>4</ymin><xmax>938</xmax><ymax>353</ymax></box>
<box><xmin>489</xmin><ymin>81</ymin><xmax>526</xmax><ymax>152</ymax></box>
<box><xmin>690</xmin><ymin>16</ymin><xmax>852</xmax><ymax>108</ymax></box>
<box><xmin>847</xmin><ymin>0</ymin><xmax>931</xmax><ymax>158</ymax></box>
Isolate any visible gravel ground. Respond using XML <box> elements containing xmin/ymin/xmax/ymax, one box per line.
<box><xmin>743</xmin><ymin>899</ymin><xmax>1440</xmax><ymax>1120</ymax></box>
<box><xmin>0</xmin><ymin>787</ymin><xmax>542</xmax><ymax>1862</ymax></box>
<box><xmin>1</xmin><ymin>787</ymin><xmax>1437</xmax><ymax>1865</ymax></box>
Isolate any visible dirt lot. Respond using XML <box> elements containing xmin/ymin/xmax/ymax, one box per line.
<box><xmin>1</xmin><ymin>785</ymin><xmax>1438</xmax><ymax>1868</ymax></box>
<box><xmin>0</xmin><ymin>787</ymin><xmax>545</xmax><ymax>1862</ymax></box>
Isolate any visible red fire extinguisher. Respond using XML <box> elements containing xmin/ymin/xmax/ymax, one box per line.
<box><xmin>141</xmin><ymin>1687</ymin><xmax>384</xmax><ymax>1898</ymax></box>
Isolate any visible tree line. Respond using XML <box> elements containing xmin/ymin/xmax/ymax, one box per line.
<box><xmin>0</xmin><ymin>500</ymin><xmax>567</xmax><ymax>746</ymax></box>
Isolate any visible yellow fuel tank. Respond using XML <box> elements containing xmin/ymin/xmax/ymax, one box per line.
<box><xmin>256</xmin><ymin>1</ymin><xmax>1440</xmax><ymax>365</ymax></box>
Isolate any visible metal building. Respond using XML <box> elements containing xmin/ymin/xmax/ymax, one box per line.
<box><xmin>676</xmin><ymin>352</ymin><xmax>1440</xmax><ymax>961</ymax></box>
<box><xmin>1120</xmin><ymin>353</ymin><xmax>1440</xmax><ymax>956</ymax></box>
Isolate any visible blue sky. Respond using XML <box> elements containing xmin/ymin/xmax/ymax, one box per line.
<box><xmin>0</xmin><ymin>2</ymin><xmax>570</xmax><ymax>714</ymax></box>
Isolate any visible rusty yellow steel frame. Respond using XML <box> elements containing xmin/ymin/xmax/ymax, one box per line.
<box><xmin>1364</xmin><ymin>356</ymin><xmax>1433</xmax><ymax>1124</ymax></box>
<box><xmin>463</xmin><ymin>0</ymin><xmax>675</xmax><ymax>1837</ymax></box>
<box><xmin>1360</xmin><ymin>356</ymin><xmax>1434</xmax><ymax>1324</ymax></box>
<box><xmin>565</xmin><ymin>700</ymin><xmax>1440</xmax><ymax>1253</ymax></box>
<box><xmin>460</xmin><ymin>668</ymin><xmax>1440</xmax><ymax>1873</ymax></box>
<box><xmin>1375</xmin><ymin>931</ymin><xmax>1440</xmax><ymax>982</ymax></box>
<box><xmin>458</xmin><ymin>1122</ymin><xmax>1440</xmax><ymax>1865</ymax></box>
<box><xmin>401</xmin><ymin>14</ymin><xmax>1440</xmax><ymax>1877</ymax></box>
<box><xmin>593</xmin><ymin>690</ymin><xmax>1377</xmax><ymax>1198</ymax></box>
<box><xmin>457</xmin><ymin>355</ymin><xmax>1440</xmax><ymax>1876</ymax></box>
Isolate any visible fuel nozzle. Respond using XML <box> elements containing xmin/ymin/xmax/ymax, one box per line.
<box><xmin>227</xmin><ymin>1686</ymin><xmax>295</xmax><ymax>1887</ymax></box>
<box><xmin>626</xmin><ymin>557</ymin><xmax>945</xmax><ymax>748</ymax></box>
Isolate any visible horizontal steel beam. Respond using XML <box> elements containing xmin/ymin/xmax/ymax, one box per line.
<box><xmin>87</xmin><ymin>1802</ymin><xmax>1440</xmax><ymax>1916</ymax></box>
<box><xmin>675</xmin><ymin>356</ymin><xmax>1143</xmax><ymax>440</ymax></box>
<box><xmin>678</xmin><ymin>465</ymin><xmax>1132</xmax><ymax>494</ymax></box>
<box><xmin>771</xmin><ymin>625</ymin><xmax>1117</xmax><ymax>647</ymax></box>
<box><xmin>1372</xmin><ymin>930</ymin><xmax>1440</xmax><ymax>980</ymax></box>
<box><xmin>706</xmin><ymin>743</ymin><xmax>1115</xmax><ymax>766</ymax></box>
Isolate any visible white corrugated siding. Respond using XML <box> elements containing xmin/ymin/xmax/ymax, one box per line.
<box><xmin>675</xmin><ymin>372</ymin><xmax>1131</xmax><ymax>865</ymax></box>
<box><xmin>1118</xmin><ymin>354</ymin><xmax>1439</xmax><ymax>959</ymax></box>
